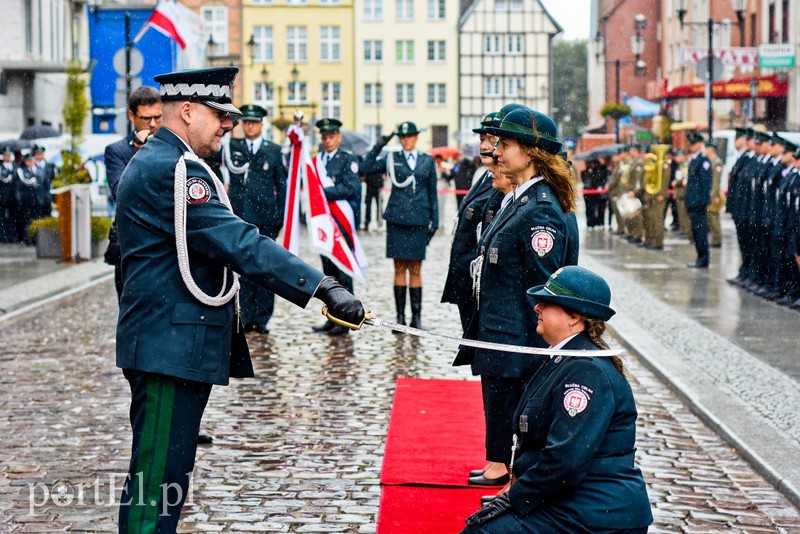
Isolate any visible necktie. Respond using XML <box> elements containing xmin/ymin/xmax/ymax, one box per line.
<box><xmin>407</xmin><ymin>152</ymin><xmax>414</xmax><ymax>162</ymax></box>
<box><xmin>249</xmin><ymin>141</ymin><xmax>254</xmax><ymax>153</ymax></box>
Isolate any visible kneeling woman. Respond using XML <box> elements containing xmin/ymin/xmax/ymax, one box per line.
<box><xmin>462</xmin><ymin>266</ymin><xmax>653</xmax><ymax>534</ymax></box>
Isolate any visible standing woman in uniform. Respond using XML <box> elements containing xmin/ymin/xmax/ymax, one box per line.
<box><xmin>454</xmin><ymin>108</ymin><xmax>579</xmax><ymax>489</ymax></box>
<box><xmin>462</xmin><ymin>266</ymin><xmax>652</xmax><ymax>533</ymax></box>
<box><xmin>361</xmin><ymin>121</ymin><xmax>438</xmax><ymax>328</ymax></box>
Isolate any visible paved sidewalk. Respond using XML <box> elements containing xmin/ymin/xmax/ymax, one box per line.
<box><xmin>1</xmin><ymin>212</ymin><xmax>800</xmax><ymax>532</ymax></box>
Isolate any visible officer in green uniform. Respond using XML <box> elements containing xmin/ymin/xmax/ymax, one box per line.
<box><xmin>642</xmin><ymin>146</ymin><xmax>672</xmax><ymax>249</ymax></box>
<box><xmin>704</xmin><ymin>141</ymin><xmax>725</xmax><ymax>248</ymax></box>
<box><xmin>671</xmin><ymin>148</ymin><xmax>692</xmax><ymax>240</ymax></box>
<box><xmin>624</xmin><ymin>143</ymin><xmax>646</xmax><ymax>244</ymax></box>
<box><xmin>311</xmin><ymin>117</ymin><xmax>363</xmax><ymax>336</ymax></box>
<box><xmin>223</xmin><ymin>104</ymin><xmax>287</xmax><ymax>334</ymax></box>
<box><xmin>114</xmin><ymin>67</ymin><xmax>364</xmax><ymax>533</ymax></box>
<box><xmin>604</xmin><ymin>148</ymin><xmax>626</xmax><ymax>234</ymax></box>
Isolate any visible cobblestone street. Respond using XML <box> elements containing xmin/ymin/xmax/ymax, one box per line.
<box><xmin>1</xmin><ymin>224</ymin><xmax>800</xmax><ymax>532</ymax></box>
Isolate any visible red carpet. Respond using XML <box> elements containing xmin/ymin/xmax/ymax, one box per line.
<box><xmin>378</xmin><ymin>378</ymin><xmax>492</xmax><ymax>533</ymax></box>
<box><xmin>377</xmin><ymin>486</ymin><xmax>488</xmax><ymax>534</ymax></box>
<box><xmin>380</xmin><ymin>377</ymin><xmax>487</xmax><ymax>487</ymax></box>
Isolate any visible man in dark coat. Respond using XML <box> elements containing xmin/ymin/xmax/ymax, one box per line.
<box><xmin>103</xmin><ymin>86</ymin><xmax>162</xmax><ymax>300</ymax></box>
<box><xmin>684</xmin><ymin>132</ymin><xmax>712</xmax><ymax>268</ymax></box>
<box><xmin>31</xmin><ymin>145</ymin><xmax>54</xmax><ymax>217</ymax></box>
<box><xmin>452</xmin><ymin>154</ymin><xmax>477</xmax><ymax>207</ymax></box>
<box><xmin>0</xmin><ymin>147</ymin><xmax>16</xmax><ymax>242</ymax></box>
<box><xmin>114</xmin><ymin>67</ymin><xmax>364</xmax><ymax>532</ymax></box>
<box><xmin>441</xmin><ymin>112</ymin><xmax>499</xmax><ymax>331</ymax></box>
<box><xmin>311</xmin><ymin>117</ymin><xmax>362</xmax><ymax>336</ymax></box>
<box><xmin>223</xmin><ymin>104</ymin><xmax>287</xmax><ymax>334</ymax></box>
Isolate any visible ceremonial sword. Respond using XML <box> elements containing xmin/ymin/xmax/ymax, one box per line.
<box><xmin>321</xmin><ymin>307</ymin><xmax>624</xmax><ymax>358</ymax></box>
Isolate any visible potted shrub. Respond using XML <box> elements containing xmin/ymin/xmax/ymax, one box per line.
<box><xmin>90</xmin><ymin>216</ymin><xmax>112</xmax><ymax>258</ymax></box>
<box><xmin>600</xmin><ymin>102</ymin><xmax>632</xmax><ymax>120</ymax></box>
<box><xmin>27</xmin><ymin>216</ymin><xmax>113</xmax><ymax>259</ymax></box>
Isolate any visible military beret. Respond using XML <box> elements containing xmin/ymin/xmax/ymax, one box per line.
<box><xmin>154</xmin><ymin>67</ymin><xmax>241</xmax><ymax>116</ymax></box>
<box><xmin>484</xmin><ymin>108</ymin><xmax>562</xmax><ymax>155</ymax></box>
<box><xmin>239</xmin><ymin>104</ymin><xmax>267</xmax><ymax>121</ymax></box>
<box><xmin>473</xmin><ymin>112</ymin><xmax>500</xmax><ymax>134</ymax></box>
<box><xmin>316</xmin><ymin>117</ymin><xmax>343</xmax><ymax>133</ymax></box>
<box><xmin>397</xmin><ymin>121</ymin><xmax>421</xmax><ymax>136</ymax></box>
<box><xmin>687</xmin><ymin>132</ymin><xmax>705</xmax><ymax>145</ymax></box>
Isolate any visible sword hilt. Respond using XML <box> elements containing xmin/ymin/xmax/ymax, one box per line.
<box><xmin>321</xmin><ymin>307</ymin><xmax>375</xmax><ymax>330</ymax></box>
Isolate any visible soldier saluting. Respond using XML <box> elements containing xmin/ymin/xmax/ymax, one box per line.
<box><xmin>114</xmin><ymin>67</ymin><xmax>364</xmax><ymax>533</ymax></box>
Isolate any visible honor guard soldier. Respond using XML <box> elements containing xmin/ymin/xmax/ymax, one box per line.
<box><xmin>685</xmin><ymin>132</ymin><xmax>712</xmax><ymax>268</ymax></box>
<box><xmin>703</xmin><ymin>141</ymin><xmax>725</xmax><ymax>248</ymax></box>
<box><xmin>310</xmin><ymin>117</ymin><xmax>362</xmax><ymax>336</ymax></box>
<box><xmin>769</xmin><ymin>141</ymin><xmax>798</xmax><ymax>302</ymax></box>
<box><xmin>31</xmin><ymin>145</ymin><xmax>54</xmax><ymax>217</ymax></box>
<box><xmin>361</xmin><ymin>120</ymin><xmax>439</xmax><ymax>329</ymax></box>
<box><xmin>726</xmin><ymin>128</ymin><xmax>754</xmax><ymax>286</ymax></box>
<box><xmin>442</xmin><ymin>111</ymin><xmax>500</xmax><ymax>331</ymax></box>
<box><xmin>114</xmin><ymin>67</ymin><xmax>364</xmax><ymax>533</ymax></box>
<box><xmin>223</xmin><ymin>104</ymin><xmax>287</xmax><ymax>334</ymax></box>
<box><xmin>15</xmin><ymin>151</ymin><xmax>42</xmax><ymax>243</ymax></box>
<box><xmin>740</xmin><ymin>130</ymin><xmax>773</xmax><ymax>288</ymax></box>
<box><xmin>0</xmin><ymin>147</ymin><xmax>16</xmax><ymax>242</ymax></box>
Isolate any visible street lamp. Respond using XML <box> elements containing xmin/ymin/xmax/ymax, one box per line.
<box><xmin>676</xmin><ymin>3</ymin><xmax>744</xmax><ymax>137</ymax></box>
<box><xmin>246</xmin><ymin>34</ymin><xmax>257</xmax><ymax>65</ymax></box>
<box><xmin>206</xmin><ymin>34</ymin><xmax>219</xmax><ymax>64</ymax></box>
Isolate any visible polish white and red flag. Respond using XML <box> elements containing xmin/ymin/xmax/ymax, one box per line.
<box><xmin>283</xmin><ymin>123</ymin><xmax>367</xmax><ymax>283</ymax></box>
<box><xmin>133</xmin><ymin>0</ymin><xmax>200</xmax><ymax>50</ymax></box>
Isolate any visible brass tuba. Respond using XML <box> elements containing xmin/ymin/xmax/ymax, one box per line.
<box><xmin>644</xmin><ymin>144</ymin><xmax>670</xmax><ymax>195</ymax></box>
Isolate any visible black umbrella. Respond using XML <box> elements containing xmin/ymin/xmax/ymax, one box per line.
<box><xmin>338</xmin><ymin>130</ymin><xmax>373</xmax><ymax>157</ymax></box>
<box><xmin>573</xmin><ymin>143</ymin><xmax>625</xmax><ymax>161</ymax></box>
<box><xmin>0</xmin><ymin>138</ymin><xmax>33</xmax><ymax>152</ymax></box>
<box><xmin>20</xmin><ymin>125</ymin><xmax>60</xmax><ymax>140</ymax></box>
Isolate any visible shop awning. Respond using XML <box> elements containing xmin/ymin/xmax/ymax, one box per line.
<box><xmin>627</xmin><ymin>96</ymin><xmax>661</xmax><ymax>118</ymax></box>
<box><xmin>664</xmin><ymin>74</ymin><xmax>788</xmax><ymax>100</ymax></box>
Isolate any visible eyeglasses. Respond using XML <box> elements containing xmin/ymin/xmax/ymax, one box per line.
<box><xmin>135</xmin><ymin>114</ymin><xmax>162</xmax><ymax>123</ymax></box>
<box><xmin>200</xmin><ymin>102</ymin><xmax>231</xmax><ymax>122</ymax></box>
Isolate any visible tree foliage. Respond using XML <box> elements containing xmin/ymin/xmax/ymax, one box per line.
<box><xmin>552</xmin><ymin>40</ymin><xmax>589</xmax><ymax>139</ymax></box>
<box><xmin>57</xmin><ymin>62</ymin><xmax>90</xmax><ymax>187</ymax></box>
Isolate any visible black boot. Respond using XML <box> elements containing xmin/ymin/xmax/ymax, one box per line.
<box><xmin>394</xmin><ymin>286</ymin><xmax>407</xmax><ymax>330</ymax></box>
<box><xmin>409</xmin><ymin>287</ymin><xmax>422</xmax><ymax>329</ymax></box>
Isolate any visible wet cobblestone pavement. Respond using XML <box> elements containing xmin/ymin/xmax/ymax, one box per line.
<box><xmin>1</xmin><ymin>224</ymin><xmax>800</xmax><ymax>532</ymax></box>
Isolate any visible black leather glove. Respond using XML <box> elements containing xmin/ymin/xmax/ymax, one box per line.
<box><xmin>313</xmin><ymin>276</ymin><xmax>365</xmax><ymax>328</ymax></box>
<box><xmin>426</xmin><ymin>226</ymin><xmax>437</xmax><ymax>245</ymax></box>
<box><xmin>465</xmin><ymin>494</ymin><xmax>512</xmax><ymax>527</ymax></box>
<box><xmin>377</xmin><ymin>131</ymin><xmax>396</xmax><ymax>148</ymax></box>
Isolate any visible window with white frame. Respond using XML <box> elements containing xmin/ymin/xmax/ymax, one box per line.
<box><xmin>484</xmin><ymin>77</ymin><xmax>501</xmax><ymax>97</ymax></box>
<box><xmin>494</xmin><ymin>0</ymin><xmax>521</xmax><ymax>10</ymax></box>
<box><xmin>484</xmin><ymin>35</ymin><xmax>501</xmax><ymax>55</ymax></box>
<box><xmin>321</xmin><ymin>82</ymin><xmax>341</xmax><ymax>119</ymax></box>
<box><xmin>252</xmin><ymin>26</ymin><xmax>273</xmax><ymax>62</ymax></box>
<box><xmin>427</xmin><ymin>83</ymin><xmax>445</xmax><ymax>105</ymax></box>
<box><xmin>507</xmin><ymin>34</ymin><xmax>524</xmax><ymax>55</ymax></box>
<box><xmin>287</xmin><ymin>26</ymin><xmax>307</xmax><ymax>62</ymax></box>
<box><xmin>396</xmin><ymin>40</ymin><xmax>414</xmax><ymax>62</ymax></box>
<box><xmin>427</xmin><ymin>0</ymin><xmax>445</xmax><ymax>19</ymax></box>
<box><xmin>320</xmin><ymin>26</ymin><xmax>340</xmax><ymax>61</ymax></box>
<box><xmin>396</xmin><ymin>0</ymin><xmax>413</xmax><ymax>20</ymax></box>
<box><xmin>286</xmin><ymin>0</ymin><xmax>307</xmax><ymax>5</ymax></box>
<box><xmin>364</xmin><ymin>0</ymin><xmax>383</xmax><ymax>19</ymax></box>
<box><xmin>254</xmin><ymin>81</ymin><xmax>276</xmax><ymax>123</ymax></box>
<box><xmin>364</xmin><ymin>40</ymin><xmax>383</xmax><ymax>62</ymax></box>
<box><xmin>506</xmin><ymin>76</ymin><xmax>524</xmax><ymax>97</ymax></box>
<box><xmin>427</xmin><ymin>40</ymin><xmax>445</xmax><ymax>61</ymax></box>
<box><xmin>364</xmin><ymin>83</ymin><xmax>383</xmax><ymax>105</ymax></box>
<box><xmin>364</xmin><ymin>124</ymin><xmax>382</xmax><ymax>143</ymax></box>
<box><xmin>201</xmin><ymin>6</ymin><xmax>228</xmax><ymax>55</ymax></box>
<box><xmin>396</xmin><ymin>83</ymin><xmax>414</xmax><ymax>105</ymax></box>
<box><xmin>287</xmin><ymin>81</ymin><xmax>307</xmax><ymax>104</ymax></box>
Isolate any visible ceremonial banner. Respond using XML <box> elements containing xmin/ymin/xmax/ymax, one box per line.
<box><xmin>133</xmin><ymin>0</ymin><xmax>201</xmax><ymax>51</ymax></box>
<box><xmin>283</xmin><ymin>123</ymin><xmax>366</xmax><ymax>283</ymax></box>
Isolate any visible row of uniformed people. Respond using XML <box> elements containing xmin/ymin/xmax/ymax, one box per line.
<box><xmin>727</xmin><ymin>127</ymin><xmax>800</xmax><ymax>309</ymax></box>
<box><xmin>0</xmin><ymin>146</ymin><xmax>54</xmax><ymax>243</ymax></box>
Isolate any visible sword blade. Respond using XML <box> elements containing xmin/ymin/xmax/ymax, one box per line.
<box><xmin>364</xmin><ymin>317</ymin><xmax>623</xmax><ymax>357</ymax></box>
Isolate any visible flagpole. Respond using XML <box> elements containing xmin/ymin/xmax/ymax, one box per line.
<box><xmin>125</xmin><ymin>11</ymin><xmax>132</xmax><ymax>134</ymax></box>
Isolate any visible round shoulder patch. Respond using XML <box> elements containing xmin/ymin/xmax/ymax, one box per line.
<box><xmin>530</xmin><ymin>225</ymin><xmax>556</xmax><ymax>258</ymax></box>
<box><xmin>351</xmin><ymin>161</ymin><xmax>359</xmax><ymax>174</ymax></box>
<box><xmin>563</xmin><ymin>386</ymin><xmax>591</xmax><ymax>418</ymax></box>
<box><xmin>703</xmin><ymin>161</ymin><xmax>711</xmax><ymax>170</ymax></box>
<box><xmin>187</xmin><ymin>177</ymin><xmax>211</xmax><ymax>204</ymax></box>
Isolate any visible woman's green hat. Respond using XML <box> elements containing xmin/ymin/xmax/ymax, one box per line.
<box><xmin>526</xmin><ymin>266</ymin><xmax>615</xmax><ymax>321</ymax></box>
<box><xmin>484</xmin><ymin>108</ymin><xmax>562</xmax><ymax>154</ymax></box>
<box><xmin>472</xmin><ymin>112</ymin><xmax>500</xmax><ymax>134</ymax></box>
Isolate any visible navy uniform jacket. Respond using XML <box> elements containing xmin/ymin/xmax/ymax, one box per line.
<box><xmin>0</xmin><ymin>162</ymin><xmax>14</xmax><ymax>206</ymax></box>
<box><xmin>15</xmin><ymin>166</ymin><xmax>41</xmax><ymax>208</ymax></box>
<box><xmin>774</xmin><ymin>168</ymin><xmax>797</xmax><ymax>238</ymax></box>
<box><xmin>759</xmin><ymin>160</ymin><xmax>785</xmax><ymax>228</ymax></box>
<box><xmin>35</xmin><ymin>160</ymin><xmax>54</xmax><ymax>209</ymax></box>
<box><xmin>734</xmin><ymin>155</ymin><xmax>763</xmax><ymax>222</ymax></box>
<box><xmin>320</xmin><ymin>149</ymin><xmax>361</xmax><ymax>222</ymax></box>
<box><xmin>726</xmin><ymin>150</ymin><xmax>751</xmax><ymax>217</ymax></box>
<box><xmin>453</xmin><ymin>180</ymin><xmax>579</xmax><ymax>378</ymax></box>
<box><xmin>684</xmin><ymin>152</ymin><xmax>712</xmax><ymax>209</ymax></box>
<box><xmin>105</xmin><ymin>130</ymin><xmax>139</xmax><ymax>202</ymax></box>
<box><xmin>507</xmin><ymin>333</ymin><xmax>653</xmax><ymax>530</ymax></box>
<box><xmin>747</xmin><ymin>158</ymin><xmax>775</xmax><ymax>227</ymax></box>
<box><xmin>227</xmin><ymin>138</ymin><xmax>287</xmax><ymax>234</ymax></box>
<box><xmin>361</xmin><ymin>145</ymin><xmax>438</xmax><ymax>229</ymax></box>
<box><xmin>441</xmin><ymin>171</ymin><xmax>494</xmax><ymax>306</ymax></box>
<box><xmin>115</xmin><ymin>128</ymin><xmax>324</xmax><ymax>386</ymax></box>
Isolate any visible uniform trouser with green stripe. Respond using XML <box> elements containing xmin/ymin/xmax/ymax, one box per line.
<box><xmin>119</xmin><ymin>369</ymin><xmax>212</xmax><ymax>534</ymax></box>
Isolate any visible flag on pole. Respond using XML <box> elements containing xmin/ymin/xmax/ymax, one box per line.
<box><xmin>133</xmin><ymin>0</ymin><xmax>200</xmax><ymax>50</ymax></box>
<box><xmin>282</xmin><ymin>123</ymin><xmax>366</xmax><ymax>283</ymax></box>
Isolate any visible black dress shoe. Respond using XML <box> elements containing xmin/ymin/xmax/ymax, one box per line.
<box><xmin>243</xmin><ymin>323</ymin><xmax>256</xmax><ymax>332</ymax></box>
<box><xmin>469</xmin><ymin>469</ymin><xmax>485</xmax><ymax>477</ymax></box>
<box><xmin>312</xmin><ymin>320</ymin><xmax>335</xmax><ymax>333</ymax></box>
<box><xmin>253</xmin><ymin>324</ymin><xmax>270</xmax><ymax>334</ymax></box>
<box><xmin>686</xmin><ymin>262</ymin><xmax>708</xmax><ymax>269</ymax></box>
<box><xmin>468</xmin><ymin>473</ymin><xmax>509</xmax><ymax>486</ymax></box>
<box><xmin>197</xmin><ymin>433</ymin><xmax>214</xmax><ymax>445</ymax></box>
<box><xmin>481</xmin><ymin>495</ymin><xmax>497</xmax><ymax>504</ymax></box>
<box><xmin>327</xmin><ymin>324</ymin><xmax>350</xmax><ymax>336</ymax></box>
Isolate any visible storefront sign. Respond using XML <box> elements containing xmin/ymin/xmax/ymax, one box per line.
<box><xmin>681</xmin><ymin>47</ymin><xmax>758</xmax><ymax>67</ymax></box>
<box><xmin>758</xmin><ymin>44</ymin><xmax>795</xmax><ymax>68</ymax></box>
<box><xmin>663</xmin><ymin>75</ymin><xmax>788</xmax><ymax>99</ymax></box>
